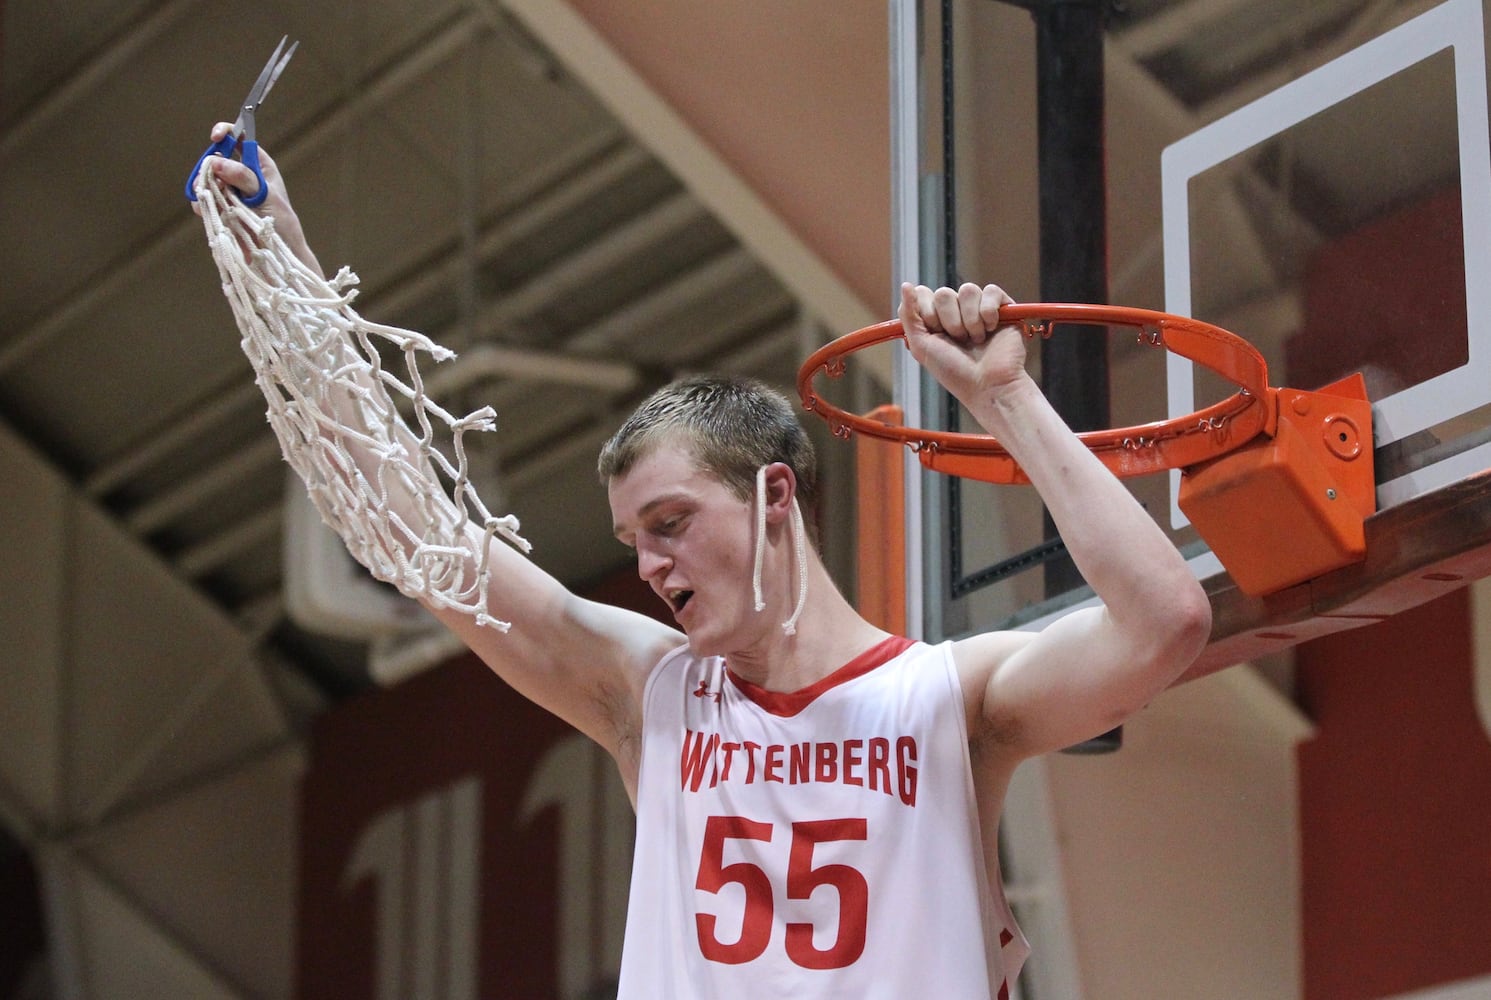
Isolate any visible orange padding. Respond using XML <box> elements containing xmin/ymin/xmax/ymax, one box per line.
<box><xmin>1179</xmin><ymin>372</ymin><xmax>1376</xmax><ymax>596</ymax></box>
<box><xmin>855</xmin><ymin>405</ymin><xmax>907</xmax><ymax>634</ymax></box>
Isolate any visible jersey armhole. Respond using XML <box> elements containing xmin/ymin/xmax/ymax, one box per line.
<box><xmin>633</xmin><ymin>641</ymin><xmax>693</xmax><ymax>793</ymax></box>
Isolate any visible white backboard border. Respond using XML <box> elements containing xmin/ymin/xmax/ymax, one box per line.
<box><xmin>1161</xmin><ymin>0</ymin><xmax>1491</xmax><ymax>527</ymax></box>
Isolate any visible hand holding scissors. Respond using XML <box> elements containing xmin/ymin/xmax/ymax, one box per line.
<box><xmin>185</xmin><ymin>36</ymin><xmax>297</xmax><ymax>206</ymax></box>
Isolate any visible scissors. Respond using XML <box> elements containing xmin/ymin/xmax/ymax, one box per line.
<box><xmin>185</xmin><ymin>35</ymin><xmax>298</xmax><ymax>206</ymax></box>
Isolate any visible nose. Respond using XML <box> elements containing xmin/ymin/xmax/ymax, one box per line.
<box><xmin>636</xmin><ymin>542</ymin><xmax>672</xmax><ymax>583</ymax></box>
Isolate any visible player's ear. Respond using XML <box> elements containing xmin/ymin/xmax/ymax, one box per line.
<box><xmin>760</xmin><ymin>462</ymin><xmax>798</xmax><ymax>524</ymax></box>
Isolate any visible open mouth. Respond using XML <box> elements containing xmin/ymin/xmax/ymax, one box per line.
<box><xmin>668</xmin><ymin>589</ymin><xmax>695</xmax><ymax>614</ymax></box>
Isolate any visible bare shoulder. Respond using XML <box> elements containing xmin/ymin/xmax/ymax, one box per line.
<box><xmin>947</xmin><ymin>629</ymin><xmax>1037</xmax><ymax>739</ymax></box>
<box><xmin>562</xmin><ymin>595</ymin><xmax>686</xmax><ymax>705</ymax></box>
<box><xmin>434</xmin><ymin>590</ymin><xmax>683</xmax><ymax>764</ymax></box>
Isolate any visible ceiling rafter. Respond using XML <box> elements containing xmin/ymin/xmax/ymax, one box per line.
<box><xmin>1192</xmin><ymin>0</ymin><xmax>1436</xmax><ymax>122</ymax></box>
<box><xmin>1114</xmin><ymin>0</ymin><xmax>1259</xmax><ymax>60</ymax></box>
<box><xmin>0</xmin><ymin>0</ymin><xmax>205</xmax><ymax>161</ymax></box>
<box><xmin>175</xmin><ymin>506</ymin><xmax>284</xmax><ymax>581</ymax></box>
<box><xmin>125</xmin><ymin>437</ymin><xmax>283</xmax><ymax>537</ymax></box>
<box><xmin>84</xmin><ymin>380</ymin><xmax>263</xmax><ymax>500</ymax></box>
<box><xmin>445</xmin><ymin>192</ymin><xmax>709</xmax><ymax>342</ymax></box>
<box><xmin>0</xmin><ymin>7</ymin><xmax>489</xmax><ymax>378</ymax></box>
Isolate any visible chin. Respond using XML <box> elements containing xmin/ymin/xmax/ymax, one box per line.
<box><xmin>685</xmin><ymin>631</ymin><xmax>724</xmax><ymax>659</ymax></box>
<box><xmin>684</xmin><ymin>618</ymin><xmax>768</xmax><ymax>662</ymax></box>
<box><xmin>681</xmin><ymin>615</ymin><xmax>743</xmax><ymax>660</ymax></box>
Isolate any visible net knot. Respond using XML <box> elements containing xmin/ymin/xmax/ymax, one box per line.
<box><xmin>330</xmin><ymin>266</ymin><xmax>360</xmax><ymax>292</ymax></box>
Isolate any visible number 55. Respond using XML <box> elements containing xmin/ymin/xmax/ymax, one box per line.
<box><xmin>694</xmin><ymin>815</ymin><xmax>869</xmax><ymax>970</ymax></box>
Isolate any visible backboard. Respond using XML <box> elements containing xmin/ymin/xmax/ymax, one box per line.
<box><xmin>891</xmin><ymin>0</ymin><xmax>1491</xmax><ymax>668</ymax></box>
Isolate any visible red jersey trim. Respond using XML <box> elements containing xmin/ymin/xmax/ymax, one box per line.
<box><xmin>726</xmin><ymin>636</ymin><xmax>916</xmax><ymax>717</ymax></box>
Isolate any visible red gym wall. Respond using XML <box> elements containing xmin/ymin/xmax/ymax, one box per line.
<box><xmin>295</xmin><ymin>567</ymin><xmax>664</xmax><ymax>998</ymax></box>
<box><xmin>1296</xmin><ymin>592</ymin><xmax>1491</xmax><ymax>999</ymax></box>
<box><xmin>1292</xmin><ymin>189</ymin><xmax>1491</xmax><ymax>999</ymax></box>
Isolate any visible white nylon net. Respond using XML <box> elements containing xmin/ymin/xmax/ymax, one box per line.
<box><xmin>196</xmin><ymin>172</ymin><xmax>529</xmax><ymax>632</ymax></box>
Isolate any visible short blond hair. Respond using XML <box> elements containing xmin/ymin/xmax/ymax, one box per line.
<box><xmin>598</xmin><ymin>375</ymin><xmax>819</xmax><ymax>535</ymax></box>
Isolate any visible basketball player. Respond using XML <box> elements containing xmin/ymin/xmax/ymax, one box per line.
<box><xmin>198</xmin><ymin>126</ymin><xmax>1211</xmax><ymax>998</ymax></box>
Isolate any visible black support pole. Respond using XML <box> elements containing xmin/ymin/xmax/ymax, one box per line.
<box><xmin>1005</xmin><ymin>0</ymin><xmax>1120</xmax><ymax>752</ymax></box>
<box><xmin>1033</xmin><ymin>0</ymin><xmax>1110</xmax><ymax>595</ymax></box>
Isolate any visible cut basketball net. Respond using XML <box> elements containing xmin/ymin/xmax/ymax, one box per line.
<box><xmin>800</xmin><ymin>306</ymin><xmax>1377</xmax><ymax>597</ymax></box>
<box><xmin>195</xmin><ymin>170</ymin><xmax>529</xmax><ymax>630</ymax></box>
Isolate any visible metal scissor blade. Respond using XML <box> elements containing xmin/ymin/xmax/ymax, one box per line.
<box><xmin>186</xmin><ymin>35</ymin><xmax>297</xmax><ymax>204</ymax></box>
<box><xmin>235</xmin><ymin>36</ymin><xmax>298</xmax><ymax>137</ymax></box>
<box><xmin>253</xmin><ymin>38</ymin><xmax>298</xmax><ymax>108</ymax></box>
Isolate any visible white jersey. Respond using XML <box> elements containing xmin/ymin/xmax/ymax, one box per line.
<box><xmin>617</xmin><ymin>636</ymin><xmax>1029</xmax><ymax>999</ymax></box>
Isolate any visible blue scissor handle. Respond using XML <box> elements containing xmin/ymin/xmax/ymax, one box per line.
<box><xmin>184</xmin><ymin>133</ymin><xmax>269</xmax><ymax>207</ymax></box>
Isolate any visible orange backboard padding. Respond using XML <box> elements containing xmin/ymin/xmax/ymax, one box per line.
<box><xmin>1179</xmin><ymin>372</ymin><xmax>1376</xmax><ymax>596</ymax></box>
<box><xmin>855</xmin><ymin>404</ymin><xmax>907</xmax><ymax>635</ymax></box>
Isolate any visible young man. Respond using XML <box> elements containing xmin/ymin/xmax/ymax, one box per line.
<box><xmin>198</xmin><ymin>126</ymin><xmax>1211</xmax><ymax>998</ymax></box>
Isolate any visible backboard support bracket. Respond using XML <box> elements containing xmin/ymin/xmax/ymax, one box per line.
<box><xmin>1186</xmin><ymin>467</ymin><xmax>1491</xmax><ymax>683</ymax></box>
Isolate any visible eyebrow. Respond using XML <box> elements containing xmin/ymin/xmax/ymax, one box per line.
<box><xmin>612</xmin><ymin>492</ymin><xmax>692</xmax><ymax>540</ymax></box>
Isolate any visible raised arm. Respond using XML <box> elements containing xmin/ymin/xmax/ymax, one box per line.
<box><xmin>195</xmin><ymin>130</ymin><xmax>680</xmax><ymax>763</ymax></box>
<box><xmin>900</xmin><ymin>282</ymin><xmax>1211</xmax><ymax>759</ymax></box>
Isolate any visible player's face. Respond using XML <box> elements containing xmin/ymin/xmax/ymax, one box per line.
<box><xmin>608</xmin><ymin>446</ymin><xmax>760</xmax><ymax>655</ymax></box>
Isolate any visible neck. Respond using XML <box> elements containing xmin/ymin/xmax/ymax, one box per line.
<box><xmin>724</xmin><ymin>557</ymin><xmax>891</xmax><ymax>693</ymax></box>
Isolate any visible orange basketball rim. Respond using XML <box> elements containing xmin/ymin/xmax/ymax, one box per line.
<box><xmin>797</xmin><ymin>304</ymin><xmax>1377</xmax><ymax>598</ymax></box>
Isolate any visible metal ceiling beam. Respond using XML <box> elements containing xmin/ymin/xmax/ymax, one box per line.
<box><xmin>84</xmin><ymin>381</ymin><xmax>263</xmax><ymax>500</ymax></box>
<box><xmin>1113</xmin><ymin>0</ymin><xmax>1265</xmax><ymax>61</ymax></box>
<box><xmin>422</xmin><ymin>343</ymin><xmax>641</xmax><ymax>396</ymax></box>
<box><xmin>1107</xmin><ymin>0</ymin><xmax>1434</xmax><ymax>321</ymax></box>
<box><xmin>565</xmin><ymin>247</ymin><xmax>760</xmax><ymax>351</ymax></box>
<box><xmin>448</xmin><ymin>191</ymin><xmax>708</xmax><ymax>340</ymax></box>
<box><xmin>1103</xmin><ymin>41</ymin><xmax>1305</xmax><ymax>305</ymax></box>
<box><xmin>488</xmin><ymin>268</ymin><xmax>795</xmax><ymax>426</ymax></box>
<box><xmin>121</xmin><ymin>192</ymin><xmax>705</xmax><ymax>548</ymax></box>
<box><xmin>113</xmin><ymin>187</ymin><xmax>727</xmax><ymax>576</ymax></box>
<box><xmin>505</xmin><ymin>421</ymin><xmax>622</xmax><ymax>495</ymax></box>
<box><xmin>176</xmin><ymin>505</ymin><xmax>283</xmax><ymax>581</ymax></box>
<box><xmin>124</xmin><ymin>438</ymin><xmax>282</xmax><ymax>537</ymax></box>
<box><xmin>364</xmin><ymin>135</ymin><xmax>642</xmax><ymax>320</ymax></box>
<box><xmin>76</xmin><ymin>641</ymin><xmax>278</xmax><ymax>827</ymax></box>
<box><xmin>497</xmin><ymin>0</ymin><xmax>877</xmax><ymax>336</ymax></box>
<box><xmin>88</xmin><ymin>137</ymin><xmax>639</xmax><ymax>507</ymax></box>
<box><xmin>497</xmin><ymin>320</ymin><xmax>798</xmax><ymax>497</ymax></box>
<box><xmin>0</xmin><ymin>0</ymin><xmax>205</xmax><ymax>163</ymax></box>
<box><xmin>60</xmin><ymin>741</ymin><xmax>305</xmax><ymax>851</ymax></box>
<box><xmin>62</xmin><ymin>848</ymin><xmax>254</xmax><ymax>998</ymax></box>
<box><xmin>1193</xmin><ymin>0</ymin><xmax>1431</xmax><ymax>122</ymax></box>
<box><xmin>712</xmin><ymin>319</ymin><xmax>799</xmax><ymax>375</ymax></box>
<box><xmin>0</xmin><ymin>8</ymin><xmax>487</xmax><ymax>378</ymax></box>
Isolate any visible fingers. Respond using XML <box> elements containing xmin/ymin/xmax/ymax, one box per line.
<box><xmin>898</xmin><ymin>282</ymin><xmax>934</xmax><ymax>334</ymax></box>
<box><xmin>978</xmin><ymin>283</ymin><xmax>1013</xmax><ymax>330</ymax></box>
<box><xmin>900</xmin><ymin>281</ymin><xmax>1015</xmax><ymax>344</ymax></box>
<box><xmin>205</xmin><ymin>155</ymin><xmax>262</xmax><ymax>200</ymax></box>
<box><xmin>198</xmin><ymin>122</ymin><xmax>268</xmax><ymax>201</ymax></box>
